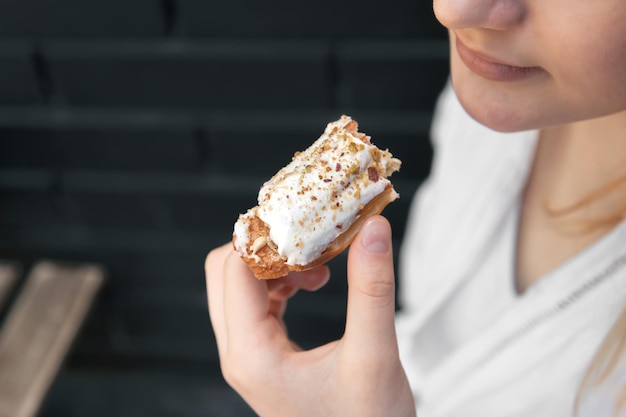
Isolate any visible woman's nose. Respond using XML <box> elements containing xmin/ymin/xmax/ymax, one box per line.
<box><xmin>433</xmin><ymin>0</ymin><xmax>527</xmax><ymax>30</ymax></box>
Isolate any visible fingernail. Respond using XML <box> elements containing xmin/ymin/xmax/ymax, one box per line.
<box><xmin>362</xmin><ymin>218</ymin><xmax>390</xmax><ymax>253</ymax></box>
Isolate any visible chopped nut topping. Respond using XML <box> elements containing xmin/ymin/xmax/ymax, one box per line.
<box><xmin>251</xmin><ymin>236</ymin><xmax>268</xmax><ymax>255</ymax></box>
<box><xmin>368</xmin><ymin>167</ymin><xmax>379</xmax><ymax>182</ymax></box>
<box><xmin>267</xmin><ymin>239</ymin><xmax>278</xmax><ymax>252</ymax></box>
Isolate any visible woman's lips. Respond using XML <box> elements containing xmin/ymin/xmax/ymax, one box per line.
<box><xmin>455</xmin><ymin>36</ymin><xmax>544</xmax><ymax>82</ymax></box>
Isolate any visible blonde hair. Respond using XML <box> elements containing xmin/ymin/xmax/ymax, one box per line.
<box><xmin>576</xmin><ymin>306</ymin><xmax>626</xmax><ymax>416</ymax></box>
<box><xmin>545</xmin><ymin>172</ymin><xmax>626</xmax><ymax>414</ymax></box>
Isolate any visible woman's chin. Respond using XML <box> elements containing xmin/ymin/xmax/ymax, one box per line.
<box><xmin>465</xmin><ymin>103</ymin><xmax>530</xmax><ymax>133</ymax></box>
<box><xmin>453</xmin><ymin>83</ymin><xmax>539</xmax><ymax>133</ymax></box>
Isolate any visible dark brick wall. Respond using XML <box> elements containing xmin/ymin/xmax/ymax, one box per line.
<box><xmin>0</xmin><ymin>1</ymin><xmax>449</xmax><ymax>415</ymax></box>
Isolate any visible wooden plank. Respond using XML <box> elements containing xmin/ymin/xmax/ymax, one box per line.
<box><xmin>0</xmin><ymin>261</ymin><xmax>19</xmax><ymax>310</ymax></box>
<box><xmin>0</xmin><ymin>261</ymin><xmax>104</xmax><ymax>417</ymax></box>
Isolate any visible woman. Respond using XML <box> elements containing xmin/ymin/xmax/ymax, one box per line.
<box><xmin>205</xmin><ymin>0</ymin><xmax>626</xmax><ymax>415</ymax></box>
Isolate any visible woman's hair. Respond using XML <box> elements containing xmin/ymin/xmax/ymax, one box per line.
<box><xmin>545</xmin><ymin>171</ymin><xmax>626</xmax><ymax>414</ymax></box>
<box><xmin>576</xmin><ymin>306</ymin><xmax>626</xmax><ymax>415</ymax></box>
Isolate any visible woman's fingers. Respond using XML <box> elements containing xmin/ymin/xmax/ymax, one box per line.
<box><xmin>222</xmin><ymin>250</ymin><xmax>275</xmax><ymax>344</ymax></box>
<box><xmin>209</xmin><ymin>221</ymin><xmax>394</xmax><ymax>362</ymax></box>
<box><xmin>268</xmin><ymin>266</ymin><xmax>331</xmax><ymax>299</ymax></box>
<box><xmin>207</xmin><ymin>243</ymin><xmax>331</xmax><ymax>356</ymax></box>
<box><xmin>340</xmin><ymin>216</ymin><xmax>413</xmax><ymax>415</ymax></box>
<box><xmin>205</xmin><ymin>221</ymin><xmax>416</xmax><ymax>417</ymax></box>
<box><xmin>343</xmin><ymin>216</ymin><xmax>399</xmax><ymax>357</ymax></box>
<box><xmin>205</xmin><ymin>243</ymin><xmax>232</xmax><ymax>356</ymax></box>
<box><xmin>283</xmin><ymin>266</ymin><xmax>331</xmax><ymax>291</ymax></box>
<box><xmin>267</xmin><ymin>266</ymin><xmax>331</xmax><ymax>335</ymax></box>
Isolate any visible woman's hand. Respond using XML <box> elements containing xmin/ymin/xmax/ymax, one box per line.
<box><xmin>205</xmin><ymin>215</ymin><xmax>416</xmax><ymax>417</ymax></box>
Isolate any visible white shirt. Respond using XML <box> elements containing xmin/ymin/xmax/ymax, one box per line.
<box><xmin>396</xmin><ymin>83</ymin><xmax>626</xmax><ymax>416</ymax></box>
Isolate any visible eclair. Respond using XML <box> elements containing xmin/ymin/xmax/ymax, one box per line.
<box><xmin>233</xmin><ymin>115</ymin><xmax>401</xmax><ymax>279</ymax></box>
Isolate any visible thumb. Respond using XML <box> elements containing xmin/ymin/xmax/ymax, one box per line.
<box><xmin>343</xmin><ymin>215</ymin><xmax>398</xmax><ymax>352</ymax></box>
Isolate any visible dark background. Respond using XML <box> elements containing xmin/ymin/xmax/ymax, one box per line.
<box><xmin>0</xmin><ymin>1</ymin><xmax>449</xmax><ymax>415</ymax></box>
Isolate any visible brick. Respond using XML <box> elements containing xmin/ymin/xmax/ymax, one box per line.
<box><xmin>111</xmin><ymin>251</ymin><xmax>209</xmax><ymax>290</ymax></box>
<box><xmin>370</xmin><ymin>132</ymin><xmax>434</xmax><ymax>182</ymax></box>
<box><xmin>41</xmin><ymin>372</ymin><xmax>257</xmax><ymax>417</ymax></box>
<box><xmin>69</xmin><ymin>191</ymin><xmax>166</xmax><ymax>230</ymax></box>
<box><xmin>67</xmin><ymin>182</ymin><xmax>256</xmax><ymax>235</ymax></box>
<box><xmin>0</xmin><ymin>0</ymin><xmax>163</xmax><ymax>38</ymax></box>
<box><xmin>167</xmin><ymin>193</ymin><xmax>257</xmax><ymax>235</ymax></box>
<box><xmin>107</xmin><ymin>293</ymin><xmax>212</xmax><ymax>344</ymax></box>
<box><xmin>0</xmin><ymin>126</ymin><xmax>199</xmax><ymax>172</ymax></box>
<box><xmin>0</xmin><ymin>43</ymin><xmax>39</xmax><ymax>105</ymax></box>
<box><xmin>206</xmin><ymin>130</ymin><xmax>319</xmax><ymax>178</ymax></box>
<box><xmin>205</xmin><ymin>111</ymin><xmax>434</xmax><ymax>181</ymax></box>
<box><xmin>177</xmin><ymin>0</ymin><xmax>447</xmax><ymax>39</ymax></box>
<box><xmin>0</xmin><ymin>190</ymin><xmax>62</xmax><ymax>228</ymax></box>
<box><xmin>44</xmin><ymin>41</ymin><xmax>331</xmax><ymax>108</ymax></box>
<box><xmin>337</xmin><ymin>40</ymin><xmax>450</xmax><ymax>110</ymax></box>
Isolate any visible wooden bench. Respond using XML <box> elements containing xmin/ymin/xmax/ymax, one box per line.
<box><xmin>0</xmin><ymin>260</ymin><xmax>104</xmax><ymax>417</ymax></box>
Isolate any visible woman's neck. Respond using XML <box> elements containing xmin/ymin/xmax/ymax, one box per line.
<box><xmin>533</xmin><ymin>110</ymin><xmax>626</xmax><ymax>219</ymax></box>
<box><xmin>515</xmin><ymin>110</ymin><xmax>626</xmax><ymax>293</ymax></box>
